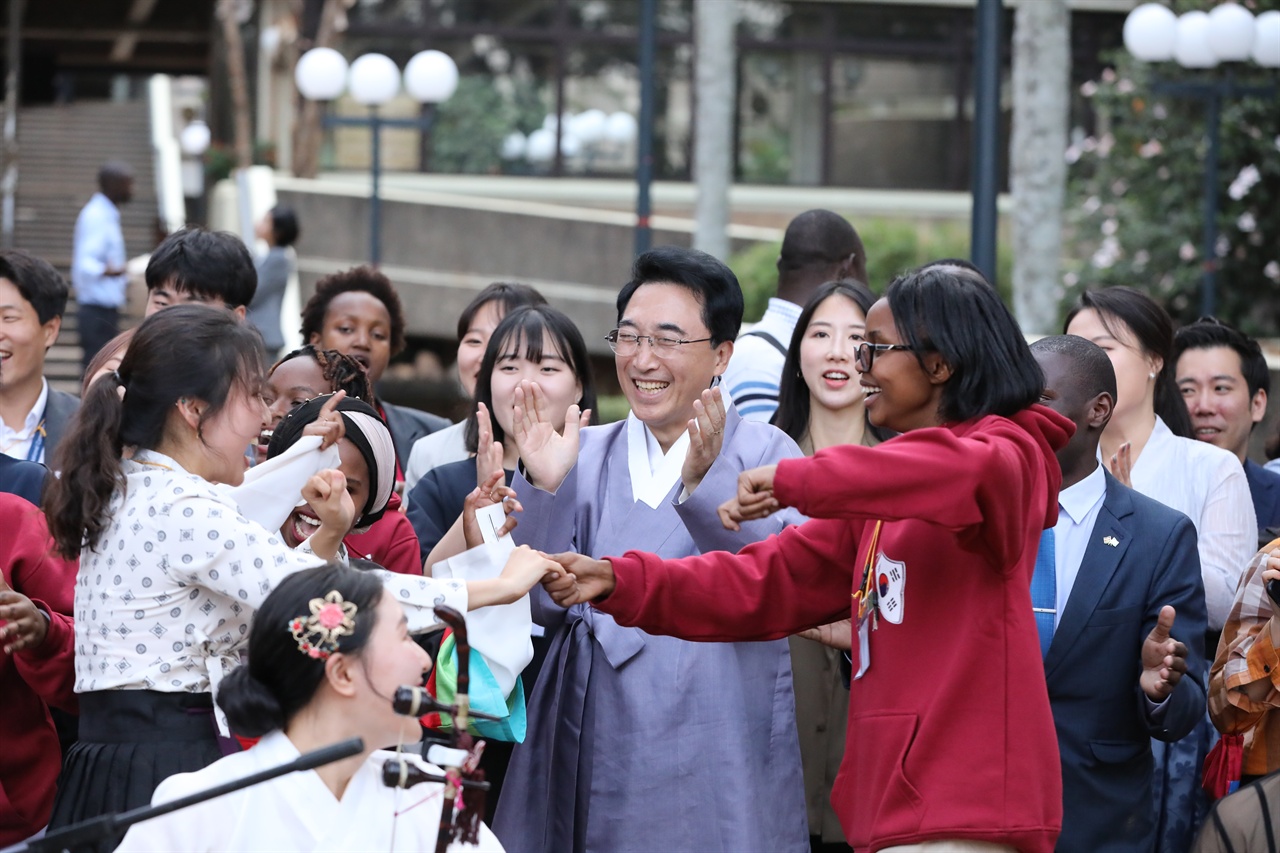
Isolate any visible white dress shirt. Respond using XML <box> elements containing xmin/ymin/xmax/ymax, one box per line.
<box><xmin>0</xmin><ymin>378</ymin><xmax>48</xmax><ymax>462</ymax></box>
<box><xmin>1052</xmin><ymin>463</ymin><xmax>1108</xmax><ymax>628</ymax></box>
<box><xmin>1127</xmin><ymin>416</ymin><xmax>1255</xmax><ymax>631</ymax></box>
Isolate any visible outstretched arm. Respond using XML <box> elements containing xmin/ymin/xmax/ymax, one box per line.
<box><xmin>550</xmin><ymin>517</ymin><xmax>859</xmax><ymax>643</ymax></box>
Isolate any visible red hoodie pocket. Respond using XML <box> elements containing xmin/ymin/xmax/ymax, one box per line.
<box><xmin>839</xmin><ymin>711</ymin><xmax>926</xmax><ymax>844</ymax></box>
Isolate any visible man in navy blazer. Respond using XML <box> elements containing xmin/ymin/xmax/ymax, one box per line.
<box><xmin>1174</xmin><ymin>318</ymin><xmax>1280</xmax><ymax>533</ymax></box>
<box><xmin>1032</xmin><ymin>336</ymin><xmax>1207</xmax><ymax>853</ymax></box>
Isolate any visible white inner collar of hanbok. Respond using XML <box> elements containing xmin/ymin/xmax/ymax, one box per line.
<box><xmin>626</xmin><ymin>412</ymin><xmax>690</xmax><ymax>509</ymax></box>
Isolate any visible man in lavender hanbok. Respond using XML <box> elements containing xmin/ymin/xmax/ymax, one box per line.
<box><xmin>492</xmin><ymin>247</ymin><xmax>809</xmax><ymax>853</ymax></box>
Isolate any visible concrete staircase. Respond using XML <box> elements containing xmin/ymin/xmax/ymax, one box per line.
<box><xmin>9</xmin><ymin>98</ymin><xmax>158</xmax><ymax>394</ymax></box>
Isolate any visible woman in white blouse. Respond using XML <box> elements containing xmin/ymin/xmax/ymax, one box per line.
<box><xmin>1066</xmin><ymin>286</ymin><xmax>1253</xmax><ymax>853</ymax></box>
<box><xmin>41</xmin><ymin>305</ymin><xmax>558</xmax><ymax>840</ymax></box>
<box><xmin>1066</xmin><ymin>287</ymin><xmax>1254</xmax><ymax>632</ymax></box>
<box><xmin>116</xmin><ymin>563</ymin><xmax>503</xmax><ymax>852</ymax></box>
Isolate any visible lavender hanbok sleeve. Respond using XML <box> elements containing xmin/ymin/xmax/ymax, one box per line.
<box><xmin>676</xmin><ymin>413</ymin><xmax>806</xmax><ymax>555</ymax></box>
<box><xmin>512</xmin><ymin>458</ymin><xmax>581</xmax><ymax>631</ymax></box>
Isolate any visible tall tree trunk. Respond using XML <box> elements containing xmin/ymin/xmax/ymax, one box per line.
<box><xmin>218</xmin><ymin>0</ymin><xmax>254</xmax><ymax>170</ymax></box>
<box><xmin>291</xmin><ymin>0</ymin><xmax>343</xmax><ymax>179</ymax></box>
<box><xmin>692</xmin><ymin>0</ymin><xmax>737</xmax><ymax>262</ymax></box>
<box><xmin>1010</xmin><ymin>0</ymin><xmax>1070</xmax><ymax>333</ymax></box>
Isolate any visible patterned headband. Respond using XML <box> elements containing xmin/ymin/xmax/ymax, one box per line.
<box><xmin>289</xmin><ymin>590</ymin><xmax>358</xmax><ymax>660</ymax></box>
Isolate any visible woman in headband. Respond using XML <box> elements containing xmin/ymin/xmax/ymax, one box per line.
<box><xmin>115</xmin><ymin>563</ymin><xmax>504</xmax><ymax>852</ymax></box>
<box><xmin>268</xmin><ymin>394</ymin><xmax>421</xmax><ymax>574</ymax></box>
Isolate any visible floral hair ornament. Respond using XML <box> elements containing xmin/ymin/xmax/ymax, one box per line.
<box><xmin>289</xmin><ymin>591</ymin><xmax>358</xmax><ymax>659</ymax></box>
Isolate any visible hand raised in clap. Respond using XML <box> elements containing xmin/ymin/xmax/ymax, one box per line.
<box><xmin>511</xmin><ymin>380</ymin><xmax>590</xmax><ymax>493</ymax></box>
<box><xmin>0</xmin><ymin>575</ymin><xmax>48</xmax><ymax>654</ymax></box>
<box><xmin>1140</xmin><ymin>605</ymin><xmax>1188</xmax><ymax>702</ymax></box>
<box><xmin>1107</xmin><ymin>441</ymin><xmax>1133</xmax><ymax>488</ymax></box>
<box><xmin>681</xmin><ymin>387</ymin><xmax>728</xmax><ymax>495</ymax></box>
<box><xmin>717</xmin><ymin>464</ymin><xmax>780</xmax><ymax>531</ymax></box>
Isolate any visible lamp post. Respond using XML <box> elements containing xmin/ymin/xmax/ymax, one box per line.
<box><xmin>1123</xmin><ymin>3</ymin><xmax>1279</xmax><ymax>317</ymax></box>
<box><xmin>294</xmin><ymin>47</ymin><xmax>459</xmax><ymax>266</ymax></box>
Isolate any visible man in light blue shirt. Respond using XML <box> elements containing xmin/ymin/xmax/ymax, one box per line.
<box><xmin>72</xmin><ymin>162</ymin><xmax>132</xmax><ymax>369</ymax></box>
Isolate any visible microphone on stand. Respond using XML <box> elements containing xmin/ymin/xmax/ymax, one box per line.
<box><xmin>392</xmin><ymin>685</ymin><xmax>503</xmax><ymax>722</ymax></box>
<box><xmin>10</xmin><ymin>738</ymin><xmax>365</xmax><ymax>853</ymax></box>
<box><xmin>381</xmin><ymin>755</ymin><xmax>492</xmax><ymax>791</ymax></box>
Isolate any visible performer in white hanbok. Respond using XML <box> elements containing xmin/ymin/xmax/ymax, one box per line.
<box><xmin>116</xmin><ymin>563</ymin><xmax>504</xmax><ymax>852</ymax></box>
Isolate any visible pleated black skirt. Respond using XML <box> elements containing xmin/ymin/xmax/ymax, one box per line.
<box><xmin>47</xmin><ymin>690</ymin><xmax>225</xmax><ymax>849</ymax></box>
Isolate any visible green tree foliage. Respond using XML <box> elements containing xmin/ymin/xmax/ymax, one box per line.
<box><xmin>429</xmin><ymin>75</ymin><xmax>545</xmax><ymax>175</ymax></box>
<box><xmin>1064</xmin><ymin>0</ymin><xmax>1280</xmax><ymax>334</ymax></box>
<box><xmin>730</xmin><ymin>218</ymin><xmax>1014</xmax><ymax>323</ymax></box>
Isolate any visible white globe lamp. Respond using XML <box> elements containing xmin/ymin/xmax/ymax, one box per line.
<box><xmin>525</xmin><ymin>128</ymin><xmax>555</xmax><ymax>163</ymax></box>
<box><xmin>1174</xmin><ymin>11</ymin><xmax>1218</xmax><ymax>69</ymax></box>
<box><xmin>604</xmin><ymin>112</ymin><xmax>638</xmax><ymax>145</ymax></box>
<box><xmin>571</xmin><ymin>109</ymin><xmax>608</xmax><ymax>145</ymax></box>
<box><xmin>179</xmin><ymin>120</ymin><xmax>211</xmax><ymax>157</ymax></box>
<box><xmin>1254</xmin><ymin>11</ymin><xmax>1280</xmax><ymax>67</ymax></box>
<box><xmin>1123</xmin><ymin>4</ymin><xmax>1178</xmax><ymax>62</ymax></box>
<box><xmin>501</xmin><ymin>132</ymin><xmax>527</xmax><ymax>160</ymax></box>
<box><xmin>347</xmin><ymin>53</ymin><xmax>401</xmax><ymax>106</ymax></box>
<box><xmin>1206</xmin><ymin>3</ymin><xmax>1257</xmax><ymax>62</ymax></box>
<box><xmin>404</xmin><ymin>50</ymin><xmax>459</xmax><ymax>103</ymax></box>
<box><xmin>295</xmin><ymin>47</ymin><xmax>348</xmax><ymax>101</ymax></box>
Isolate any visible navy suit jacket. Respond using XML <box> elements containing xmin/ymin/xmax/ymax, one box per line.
<box><xmin>1045</xmin><ymin>470</ymin><xmax>1207</xmax><ymax>853</ymax></box>
<box><xmin>1246</xmin><ymin>458</ymin><xmax>1280</xmax><ymax>530</ymax></box>
<box><xmin>380</xmin><ymin>400</ymin><xmax>449</xmax><ymax>473</ymax></box>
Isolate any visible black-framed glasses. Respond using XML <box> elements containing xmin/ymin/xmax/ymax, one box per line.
<box><xmin>854</xmin><ymin>342</ymin><xmax>912</xmax><ymax>372</ymax></box>
<box><xmin>605</xmin><ymin>329</ymin><xmax>713</xmax><ymax>358</ymax></box>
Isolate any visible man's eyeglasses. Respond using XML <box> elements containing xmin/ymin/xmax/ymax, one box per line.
<box><xmin>606</xmin><ymin>329</ymin><xmax>713</xmax><ymax>357</ymax></box>
<box><xmin>854</xmin><ymin>342</ymin><xmax>913</xmax><ymax>372</ymax></box>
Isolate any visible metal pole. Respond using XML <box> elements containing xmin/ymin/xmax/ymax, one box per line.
<box><xmin>2</xmin><ymin>0</ymin><xmax>24</xmax><ymax>250</ymax></box>
<box><xmin>369</xmin><ymin>106</ymin><xmax>381</xmax><ymax>267</ymax></box>
<box><xmin>970</xmin><ymin>0</ymin><xmax>1001</xmax><ymax>285</ymax></box>
<box><xmin>635</xmin><ymin>0</ymin><xmax>656</xmax><ymax>256</ymax></box>
<box><xmin>1200</xmin><ymin>86</ymin><xmax>1221</xmax><ymax>318</ymax></box>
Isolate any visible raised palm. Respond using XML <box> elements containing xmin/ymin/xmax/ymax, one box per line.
<box><xmin>511</xmin><ymin>380</ymin><xmax>589</xmax><ymax>492</ymax></box>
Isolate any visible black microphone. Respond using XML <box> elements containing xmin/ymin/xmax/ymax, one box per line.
<box><xmin>11</xmin><ymin>738</ymin><xmax>364</xmax><ymax>853</ymax></box>
<box><xmin>392</xmin><ymin>685</ymin><xmax>503</xmax><ymax>722</ymax></box>
<box><xmin>381</xmin><ymin>756</ymin><xmax>491</xmax><ymax>791</ymax></box>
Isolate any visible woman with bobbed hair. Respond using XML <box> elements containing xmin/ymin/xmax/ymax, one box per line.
<box><xmin>115</xmin><ymin>563</ymin><xmax>503</xmax><ymax>852</ymax></box>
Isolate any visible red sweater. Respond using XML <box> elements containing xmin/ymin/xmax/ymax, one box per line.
<box><xmin>599</xmin><ymin>407</ymin><xmax>1071</xmax><ymax>853</ymax></box>
<box><xmin>0</xmin><ymin>495</ymin><xmax>78</xmax><ymax>846</ymax></box>
<box><xmin>343</xmin><ymin>492</ymin><xmax>424</xmax><ymax>575</ymax></box>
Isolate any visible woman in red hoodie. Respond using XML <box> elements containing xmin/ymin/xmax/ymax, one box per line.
<box><xmin>544</xmin><ymin>261</ymin><xmax>1071</xmax><ymax>853</ymax></box>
